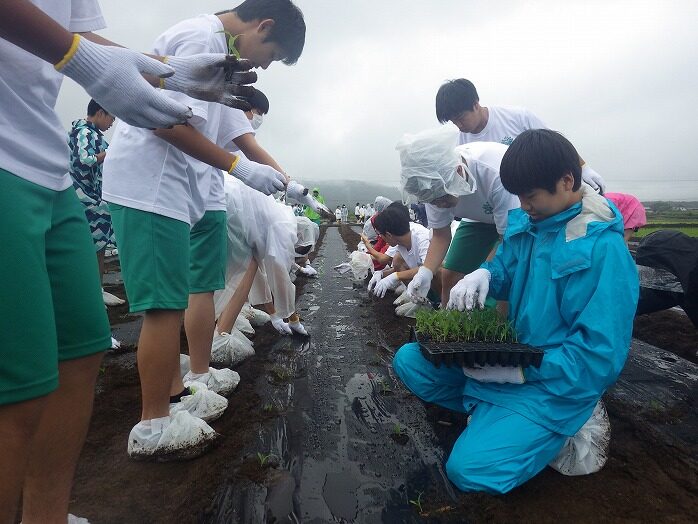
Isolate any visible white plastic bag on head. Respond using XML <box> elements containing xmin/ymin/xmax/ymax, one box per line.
<box><xmin>549</xmin><ymin>400</ymin><xmax>611</xmax><ymax>476</ymax></box>
<box><xmin>349</xmin><ymin>250</ymin><xmax>373</xmax><ymax>280</ymax></box>
<box><xmin>396</xmin><ymin>126</ymin><xmax>473</xmax><ymax>204</ymax></box>
<box><xmin>374</xmin><ymin>196</ymin><xmax>392</xmax><ymax>213</ymax></box>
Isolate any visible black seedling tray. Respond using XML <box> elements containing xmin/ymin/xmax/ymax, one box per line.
<box><xmin>409</xmin><ymin>326</ymin><xmax>543</xmax><ymax>369</ymax></box>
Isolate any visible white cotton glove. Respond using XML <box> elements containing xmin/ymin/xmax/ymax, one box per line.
<box><xmin>407</xmin><ymin>266</ymin><xmax>433</xmax><ymax>304</ymax></box>
<box><xmin>270</xmin><ymin>314</ymin><xmax>293</xmax><ymax>335</ymax></box>
<box><xmin>581</xmin><ymin>165</ymin><xmax>606</xmax><ymax>194</ymax></box>
<box><xmin>288</xmin><ymin>320</ymin><xmax>308</xmax><ymax>336</ymax></box>
<box><xmin>372</xmin><ymin>272</ymin><xmax>400</xmax><ymax>298</ymax></box>
<box><xmin>230</xmin><ymin>156</ymin><xmax>287</xmax><ymax>195</ymax></box>
<box><xmin>299</xmin><ymin>264</ymin><xmax>317</xmax><ymax>277</ymax></box>
<box><xmin>463</xmin><ymin>365</ymin><xmax>525</xmax><ymax>384</ymax></box>
<box><xmin>161</xmin><ymin>54</ymin><xmax>257</xmax><ymax>111</ymax></box>
<box><xmin>447</xmin><ymin>268</ymin><xmax>491</xmax><ymax>311</ymax></box>
<box><xmin>367</xmin><ymin>270</ymin><xmax>383</xmax><ymax>292</ymax></box>
<box><xmin>286</xmin><ymin>181</ymin><xmax>332</xmax><ymax>216</ymax></box>
<box><xmin>56</xmin><ymin>35</ymin><xmax>192</xmax><ymax>129</ymax></box>
<box><xmin>393</xmin><ymin>289</ymin><xmax>411</xmax><ymax>306</ymax></box>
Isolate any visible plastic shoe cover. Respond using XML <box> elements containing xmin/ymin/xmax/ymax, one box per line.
<box><xmin>288</xmin><ymin>320</ymin><xmax>308</xmax><ymax>336</ymax></box>
<box><xmin>299</xmin><ymin>264</ymin><xmax>317</xmax><ymax>277</ymax></box>
<box><xmin>211</xmin><ymin>329</ymin><xmax>255</xmax><ymax>367</ymax></box>
<box><xmin>393</xmin><ymin>289</ymin><xmax>411</xmax><ymax>306</ymax></box>
<box><xmin>393</xmin><ymin>282</ymin><xmax>407</xmax><ymax>295</ymax></box>
<box><xmin>184</xmin><ymin>367</ymin><xmax>240</xmax><ymax>397</ymax></box>
<box><xmin>210</xmin><ymin>331</ymin><xmax>232</xmax><ymax>367</ymax></box>
<box><xmin>111</xmin><ymin>336</ymin><xmax>122</xmax><ymax>349</ymax></box>
<box><xmin>235</xmin><ymin>315</ymin><xmax>255</xmax><ymax>335</ymax></box>
<box><xmin>271</xmin><ymin>315</ymin><xmax>293</xmax><ymax>335</ymax></box>
<box><xmin>170</xmin><ymin>381</ymin><xmax>228</xmax><ymax>422</ymax></box>
<box><xmin>549</xmin><ymin>400</ymin><xmax>611</xmax><ymax>476</ymax></box>
<box><xmin>103</xmin><ymin>289</ymin><xmax>125</xmax><ymax>306</ymax></box>
<box><xmin>242</xmin><ymin>303</ymin><xmax>271</xmax><ymax>326</ymax></box>
<box><xmin>128</xmin><ymin>411</ymin><xmax>217</xmax><ymax>461</ymax></box>
<box><xmin>68</xmin><ymin>515</ymin><xmax>90</xmax><ymax>524</ymax></box>
<box><xmin>179</xmin><ymin>354</ymin><xmax>191</xmax><ymax>378</ymax></box>
<box><xmin>395</xmin><ymin>300</ymin><xmax>433</xmax><ymax>319</ymax></box>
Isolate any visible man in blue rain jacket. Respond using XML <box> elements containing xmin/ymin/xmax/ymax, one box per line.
<box><xmin>393</xmin><ymin>129</ymin><xmax>638</xmax><ymax>494</ymax></box>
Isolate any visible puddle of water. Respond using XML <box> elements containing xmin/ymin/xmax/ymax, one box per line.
<box><xmin>323</xmin><ymin>471</ymin><xmax>360</xmax><ymax>521</ymax></box>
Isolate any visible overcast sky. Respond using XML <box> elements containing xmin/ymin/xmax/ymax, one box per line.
<box><xmin>55</xmin><ymin>0</ymin><xmax>698</xmax><ymax>201</ymax></box>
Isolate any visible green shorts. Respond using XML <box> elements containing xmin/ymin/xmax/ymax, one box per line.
<box><xmin>190</xmin><ymin>210</ymin><xmax>227</xmax><ymax>293</ymax></box>
<box><xmin>0</xmin><ymin>169</ymin><xmax>110</xmax><ymax>405</ymax></box>
<box><xmin>443</xmin><ymin>221</ymin><xmax>500</xmax><ymax>275</ymax></box>
<box><xmin>109</xmin><ymin>204</ymin><xmax>190</xmax><ymax>312</ymax></box>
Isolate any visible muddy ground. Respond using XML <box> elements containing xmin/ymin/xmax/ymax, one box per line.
<box><xmin>69</xmin><ymin>224</ymin><xmax>697</xmax><ymax>523</ymax></box>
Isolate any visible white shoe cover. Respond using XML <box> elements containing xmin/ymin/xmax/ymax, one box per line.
<box><xmin>184</xmin><ymin>367</ymin><xmax>240</xmax><ymax>397</ymax></box>
<box><xmin>549</xmin><ymin>400</ymin><xmax>611</xmax><ymax>476</ymax></box>
<box><xmin>179</xmin><ymin>354</ymin><xmax>191</xmax><ymax>378</ymax></box>
<box><xmin>211</xmin><ymin>329</ymin><xmax>255</xmax><ymax>367</ymax></box>
<box><xmin>111</xmin><ymin>336</ymin><xmax>122</xmax><ymax>349</ymax></box>
<box><xmin>235</xmin><ymin>315</ymin><xmax>255</xmax><ymax>335</ymax></box>
<box><xmin>170</xmin><ymin>381</ymin><xmax>228</xmax><ymax>422</ymax></box>
<box><xmin>393</xmin><ymin>289</ymin><xmax>411</xmax><ymax>306</ymax></box>
<box><xmin>299</xmin><ymin>264</ymin><xmax>318</xmax><ymax>277</ymax></box>
<box><xmin>68</xmin><ymin>515</ymin><xmax>90</xmax><ymax>524</ymax></box>
<box><xmin>127</xmin><ymin>411</ymin><xmax>217</xmax><ymax>461</ymax></box>
<box><xmin>242</xmin><ymin>303</ymin><xmax>271</xmax><ymax>326</ymax></box>
<box><xmin>395</xmin><ymin>300</ymin><xmax>432</xmax><ymax>319</ymax></box>
<box><xmin>271</xmin><ymin>315</ymin><xmax>293</xmax><ymax>335</ymax></box>
<box><xmin>103</xmin><ymin>289</ymin><xmax>125</xmax><ymax>306</ymax></box>
<box><xmin>288</xmin><ymin>320</ymin><xmax>308</xmax><ymax>336</ymax></box>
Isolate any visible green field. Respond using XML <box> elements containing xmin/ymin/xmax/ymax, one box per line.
<box><xmin>632</xmin><ymin>209</ymin><xmax>698</xmax><ymax>238</ymax></box>
<box><xmin>633</xmin><ymin>226</ymin><xmax>698</xmax><ymax>238</ymax></box>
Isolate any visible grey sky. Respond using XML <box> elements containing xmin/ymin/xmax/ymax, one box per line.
<box><xmin>55</xmin><ymin>0</ymin><xmax>698</xmax><ymax>200</ymax></box>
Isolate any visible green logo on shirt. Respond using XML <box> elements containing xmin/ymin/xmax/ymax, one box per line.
<box><xmin>483</xmin><ymin>202</ymin><xmax>493</xmax><ymax>215</ymax></box>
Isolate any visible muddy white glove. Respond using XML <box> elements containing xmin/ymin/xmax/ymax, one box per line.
<box><xmin>286</xmin><ymin>181</ymin><xmax>331</xmax><ymax>216</ymax></box>
<box><xmin>56</xmin><ymin>35</ymin><xmax>192</xmax><ymax>129</ymax></box>
<box><xmin>230</xmin><ymin>156</ymin><xmax>286</xmax><ymax>195</ymax></box>
<box><xmin>448</xmin><ymin>268</ymin><xmax>491</xmax><ymax>311</ymax></box>
<box><xmin>161</xmin><ymin>54</ymin><xmax>256</xmax><ymax>111</ymax></box>
<box><xmin>393</xmin><ymin>289</ymin><xmax>411</xmax><ymax>306</ymax></box>
<box><xmin>299</xmin><ymin>264</ymin><xmax>317</xmax><ymax>276</ymax></box>
<box><xmin>463</xmin><ymin>365</ymin><xmax>525</xmax><ymax>384</ymax></box>
<box><xmin>407</xmin><ymin>266</ymin><xmax>433</xmax><ymax>304</ymax></box>
<box><xmin>288</xmin><ymin>320</ymin><xmax>308</xmax><ymax>336</ymax></box>
<box><xmin>270</xmin><ymin>314</ymin><xmax>292</xmax><ymax>335</ymax></box>
<box><xmin>367</xmin><ymin>270</ymin><xmax>383</xmax><ymax>292</ymax></box>
<box><xmin>581</xmin><ymin>165</ymin><xmax>606</xmax><ymax>194</ymax></box>
<box><xmin>372</xmin><ymin>272</ymin><xmax>400</xmax><ymax>298</ymax></box>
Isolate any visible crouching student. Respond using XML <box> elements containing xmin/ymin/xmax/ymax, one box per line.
<box><xmin>393</xmin><ymin>129</ymin><xmax>639</xmax><ymax>494</ymax></box>
<box><xmin>367</xmin><ymin>203</ymin><xmax>438</xmax><ymax>312</ymax></box>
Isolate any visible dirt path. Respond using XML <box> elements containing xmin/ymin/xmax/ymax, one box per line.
<box><xmin>69</xmin><ymin>225</ymin><xmax>697</xmax><ymax>523</ymax></box>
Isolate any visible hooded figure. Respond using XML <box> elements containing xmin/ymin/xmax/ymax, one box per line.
<box><xmin>304</xmin><ymin>187</ymin><xmax>326</xmax><ymax>224</ymax></box>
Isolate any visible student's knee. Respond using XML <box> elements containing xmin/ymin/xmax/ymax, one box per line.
<box><xmin>445</xmin><ymin>449</ymin><xmax>520</xmax><ymax>495</ymax></box>
<box><xmin>392</xmin><ymin>342</ymin><xmax>422</xmax><ymax>383</ymax></box>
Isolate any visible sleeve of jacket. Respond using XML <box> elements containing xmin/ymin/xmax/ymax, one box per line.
<box><xmin>74</xmin><ymin>127</ymin><xmax>99</xmax><ymax>168</ymax></box>
<box><xmin>523</xmin><ymin>235</ymin><xmax>639</xmax><ymax>398</ymax></box>
<box><xmin>481</xmin><ymin>238</ymin><xmax>516</xmax><ymax>300</ymax></box>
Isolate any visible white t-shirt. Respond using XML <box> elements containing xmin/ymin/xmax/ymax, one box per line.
<box><xmin>425</xmin><ymin>142</ymin><xmax>520</xmax><ymax>233</ymax></box>
<box><xmin>102</xmin><ymin>14</ymin><xmax>227</xmax><ymax>225</ymax></box>
<box><xmin>355</xmin><ymin>205</ymin><xmax>360</xmax><ymax>216</ymax></box>
<box><xmin>458</xmin><ymin>106</ymin><xmax>548</xmax><ymax>147</ymax></box>
<box><xmin>0</xmin><ymin>0</ymin><xmax>105</xmax><ymax>190</ymax></box>
<box><xmin>206</xmin><ymin>106</ymin><xmax>255</xmax><ymax>212</ymax></box>
<box><xmin>385</xmin><ymin>222</ymin><xmax>432</xmax><ymax>269</ymax></box>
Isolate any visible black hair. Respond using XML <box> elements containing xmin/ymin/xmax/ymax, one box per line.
<box><xmin>500</xmin><ymin>129</ymin><xmax>582</xmax><ymax>195</ymax></box>
<box><xmin>248</xmin><ymin>88</ymin><xmax>270</xmax><ymax>114</ymax></box>
<box><xmin>373</xmin><ymin>202</ymin><xmax>411</xmax><ymax>236</ymax></box>
<box><xmin>435</xmin><ymin>78</ymin><xmax>479</xmax><ymax>123</ymax></box>
<box><xmin>87</xmin><ymin>99</ymin><xmax>106</xmax><ymax>117</ymax></box>
<box><xmin>219</xmin><ymin>0</ymin><xmax>305</xmax><ymax>65</ymax></box>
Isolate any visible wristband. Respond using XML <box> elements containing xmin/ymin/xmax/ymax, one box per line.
<box><xmin>159</xmin><ymin>56</ymin><xmax>170</xmax><ymax>89</ymax></box>
<box><xmin>54</xmin><ymin>34</ymin><xmax>81</xmax><ymax>71</ymax></box>
<box><xmin>228</xmin><ymin>155</ymin><xmax>240</xmax><ymax>173</ymax></box>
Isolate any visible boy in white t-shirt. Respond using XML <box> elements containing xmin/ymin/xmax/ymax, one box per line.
<box><xmin>398</xmin><ymin>128</ymin><xmax>520</xmax><ymax>306</ymax></box>
<box><xmin>102</xmin><ymin>0</ymin><xmax>305</xmax><ymax>461</ymax></box>
<box><xmin>368</xmin><ymin>202</ymin><xmax>437</xmax><ymax>299</ymax></box>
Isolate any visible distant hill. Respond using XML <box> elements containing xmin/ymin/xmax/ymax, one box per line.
<box><xmin>297</xmin><ymin>179</ymin><xmax>402</xmax><ymax>210</ymax></box>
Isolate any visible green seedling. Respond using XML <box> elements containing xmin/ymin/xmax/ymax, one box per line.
<box><xmin>409</xmin><ymin>491</ymin><xmax>424</xmax><ymax>513</ymax></box>
<box><xmin>415</xmin><ymin>308</ymin><xmax>518</xmax><ymax>343</ymax></box>
<box><xmin>270</xmin><ymin>366</ymin><xmax>291</xmax><ymax>382</ymax></box>
<box><xmin>380</xmin><ymin>380</ymin><xmax>393</xmax><ymax>394</ymax></box>
<box><xmin>262</xmin><ymin>402</ymin><xmax>274</xmax><ymax>412</ymax></box>
<box><xmin>257</xmin><ymin>452</ymin><xmax>273</xmax><ymax>467</ymax></box>
<box><xmin>393</xmin><ymin>423</ymin><xmax>403</xmax><ymax>436</ymax></box>
<box><xmin>216</xmin><ymin>30</ymin><xmax>241</xmax><ymax>58</ymax></box>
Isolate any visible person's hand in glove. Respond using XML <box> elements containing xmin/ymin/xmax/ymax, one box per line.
<box><xmin>581</xmin><ymin>165</ymin><xmax>606</xmax><ymax>194</ymax></box>
<box><xmin>160</xmin><ymin>54</ymin><xmax>257</xmax><ymax>111</ymax></box>
<box><xmin>270</xmin><ymin>314</ymin><xmax>293</xmax><ymax>335</ymax></box>
<box><xmin>56</xmin><ymin>35</ymin><xmax>193</xmax><ymax>129</ymax></box>
<box><xmin>447</xmin><ymin>268</ymin><xmax>491</xmax><ymax>311</ymax></box>
<box><xmin>463</xmin><ymin>365</ymin><xmax>525</xmax><ymax>384</ymax></box>
<box><xmin>288</xmin><ymin>320</ymin><xmax>308</xmax><ymax>336</ymax></box>
<box><xmin>286</xmin><ymin>181</ymin><xmax>332</xmax><ymax>217</ymax></box>
<box><xmin>393</xmin><ymin>289</ymin><xmax>411</xmax><ymax>306</ymax></box>
<box><xmin>407</xmin><ymin>266</ymin><xmax>433</xmax><ymax>304</ymax></box>
<box><xmin>299</xmin><ymin>264</ymin><xmax>317</xmax><ymax>277</ymax></box>
<box><xmin>367</xmin><ymin>270</ymin><xmax>383</xmax><ymax>292</ymax></box>
<box><xmin>230</xmin><ymin>156</ymin><xmax>286</xmax><ymax>195</ymax></box>
<box><xmin>372</xmin><ymin>272</ymin><xmax>400</xmax><ymax>298</ymax></box>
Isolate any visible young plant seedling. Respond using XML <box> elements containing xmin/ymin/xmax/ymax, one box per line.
<box><xmin>216</xmin><ymin>30</ymin><xmax>241</xmax><ymax>58</ymax></box>
<box><xmin>393</xmin><ymin>423</ymin><xmax>403</xmax><ymax>436</ymax></box>
<box><xmin>262</xmin><ymin>402</ymin><xmax>275</xmax><ymax>413</ymax></box>
<box><xmin>415</xmin><ymin>308</ymin><xmax>518</xmax><ymax>343</ymax></box>
<box><xmin>409</xmin><ymin>491</ymin><xmax>424</xmax><ymax>513</ymax></box>
<box><xmin>257</xmin><ymin>452</ymin><xmax>274</xmax><ymax>467</ymax></box>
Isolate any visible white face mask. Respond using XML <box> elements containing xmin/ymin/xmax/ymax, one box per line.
<box><xmin>251</xmin><ymin>113</ymin><xmax>264</xmax><ymax>130</ymax></box>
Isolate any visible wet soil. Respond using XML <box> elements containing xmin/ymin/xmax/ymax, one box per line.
<box><xmin>634</xmin><ymin>310</ymin><xmax>698</xmax><ymax>364</ymax></box>
<box><xmin>70</xmin><ymin>225</ymin><xmax>697</xmax><ymax>523</ymax></box>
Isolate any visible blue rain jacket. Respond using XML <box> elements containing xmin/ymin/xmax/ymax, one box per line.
<box><xmin>473</xmin><ymin>190</ymin><xmax>639</xmax><ymax>435</ymax></box>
